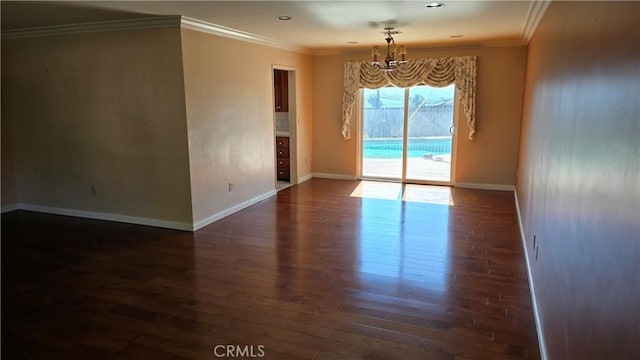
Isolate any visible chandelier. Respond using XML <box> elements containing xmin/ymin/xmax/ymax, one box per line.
<box><xmin>371</xmin><ymin>27</ymin><xmax>407</xmax><ymax>71</ymax></box>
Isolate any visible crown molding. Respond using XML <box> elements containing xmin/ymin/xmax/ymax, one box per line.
<box><xmin>179</xmin><ymin>16</ymin><xmax>307</xmax><ymax>54</ymax></box>
<box><xmin>522</xmin><ymin>0</ymin><xmax>551</xmax><ymax>43</ymax></box>
<box><xmin>1</xmin><ymin>14</ymin><xmax>309</xmax><ymax>54</ymax></box>
<box><xmin>1</xmin><ymin>16</ymin><xmax>181</xmax><ymax>40</ymax></box>
<box><xmin>311</xmin><ymin>39</ymin><xmax>527</xmax><ymax>57</ymax></box>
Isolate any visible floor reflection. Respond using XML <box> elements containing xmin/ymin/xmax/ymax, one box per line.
<box><xmin>356</xmin><ymin>182</ymin><xmax>452</xmax><ymax>293</ymax></box>
<box><xmin>275</xmin><ymin>200</ymin><xmax>296</xmax><ymax>298</ymax></box>
<box><xmin>1</xmin><ymin>179</ymin><xmax>541</xmax><ymax>359</ymax></box>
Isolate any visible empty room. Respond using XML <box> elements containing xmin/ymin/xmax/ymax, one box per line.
<box><xmin>2</xmin><ymin>1</ymin><xmax>638</xmax><ymax>359</ymax></box>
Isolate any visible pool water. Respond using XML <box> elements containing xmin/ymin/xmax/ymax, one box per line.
<box><xmin>364</xmin><ymin>138</ymin><xmax>451</xmax><ymax>159</ymax></box>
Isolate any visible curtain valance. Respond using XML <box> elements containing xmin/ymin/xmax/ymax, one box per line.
<box><xmin>341</xmin><ymin>56</ymin><xmax>477</xmax><ymax>140</ymax></box>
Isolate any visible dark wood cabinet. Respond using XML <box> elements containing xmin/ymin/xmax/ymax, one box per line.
<box><xmin>276</xmin><ymin>136</ymin><xmax>290</xmax><ymax>181</ymax></box>
<box><xmin>273</xmin><ymin>69</ymin><xmax>288</xmax><ymax>112</ymax></box>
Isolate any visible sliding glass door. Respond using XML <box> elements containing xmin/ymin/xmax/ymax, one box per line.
<box><xmin>361</xmin><ymin>84</ymin><xmax>456</xmax><ymax>184</ymax></box>
<box><xmin>361</xmin><ymin>86</ymin><xmax>405</xmax><ymax>179</ymax></box>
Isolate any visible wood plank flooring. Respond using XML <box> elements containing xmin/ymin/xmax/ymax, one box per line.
<box><xmin>2</xmin><ymin>179</ymin><xmax>540</xmax><ymax>359</ymax></box>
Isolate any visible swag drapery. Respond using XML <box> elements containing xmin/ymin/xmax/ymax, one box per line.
<box><xmin>341</xmin><ymin>56</ymin><xmax>477</xmax><ymax>140</ymax></box>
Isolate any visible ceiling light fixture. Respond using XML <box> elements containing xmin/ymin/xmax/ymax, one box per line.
<box><xmin>371</xmin><ymin>27</ymin><xmax>407</xmax><ymax>72</ymax></box>
<box><xmin>277</xmin><ymin>15</ymin><xmax>292</xmax><ymax>21</ymax></box>
<box><xmin>425</xmin><ymin>2</ymin><xmax>444</xmax><ymax>8</ymax></box>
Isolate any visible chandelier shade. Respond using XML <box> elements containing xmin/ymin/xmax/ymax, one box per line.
<box><xmin>371</xmin><ymin>27</ymin><xmax>407</xmax><ymax>71</ymax></box>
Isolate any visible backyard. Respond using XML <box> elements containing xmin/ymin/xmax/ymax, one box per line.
<box><xmin>362</xmin><ymin>137</ymin><xmax>452</xmax><ymax>181</ymax></box>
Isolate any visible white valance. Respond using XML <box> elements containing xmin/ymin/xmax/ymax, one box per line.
<box><xmin>341</xmin><ymin>56</ymin><xmax>477</xmax><ymax>140</ymax></box>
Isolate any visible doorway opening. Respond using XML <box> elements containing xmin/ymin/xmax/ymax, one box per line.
<box><xmin>360</xmin><ymin>84</ymin><xmax>456</xmax><ymax>185</ymax></box>
<box><xmin>273</xmin><ymin>67</ymin><xmax>297</xmax><ymax>190</ymax></box>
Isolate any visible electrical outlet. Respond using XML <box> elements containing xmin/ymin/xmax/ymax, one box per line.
<box><xmin>533</xmin><ymin>234</ymin><xmax>537</xmax><ymax>250</ymax></box>
<box><xmin>535</xmin><ymin>244</ymin><xmax>539</xmax><ymax>261</ymax></box>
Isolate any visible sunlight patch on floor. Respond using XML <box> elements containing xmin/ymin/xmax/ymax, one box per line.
<box><xmin>402</xmin><ymin>184</ymin><xmax>454</xmax><ymax>205</ymax></box>
<box><xmin>350</xmin><ymin>181</ymin><xmax>454</xmax><ymax>206</ymax></box>
<box><xmin>350</xmin><ymin>181</ymin><xmax>402</xmax><ymax>200</ymax></box>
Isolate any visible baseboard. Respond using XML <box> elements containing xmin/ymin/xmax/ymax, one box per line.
<box><xmin>514</xmin><ymin>190</ymin><xmax>548</xmax><ymax>360</ymax></box>
<box><xmin>297</xmin><ymin>173</ymin><xmax>313</xmax><ymax>184</ymax></box>
<box><xmin>192</xmin><ymin>190</ymin><xmax>277</xmax><ymax>231</ymax></box>
<box><xmin>14</xmin><ymin>203</ymin><xmax>193</xmax><ymax>231</ymax></box>
<box><xmin>455</xmin><ymin>182</ymin><xmax>515</xmax><ymax>191</ymax></box>
<box><xmin>1</xmin><ymin>203</ymin><xmax>20</xmax><ymax>213</ymax></box>
<box><xmin>6</xmin><ymin>190</ymin><xmax>279</xmax><ymax>232</ymax></box>
<box><xmin>312</xmin><ymin>172</ymin><xmax>358</xmax><ymax>181</ymax></box>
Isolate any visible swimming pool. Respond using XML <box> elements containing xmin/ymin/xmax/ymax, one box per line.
<box><xmin>363</xmin><ymin>137</ymin><xmax>451</xmax><ymax>159</ymax></box>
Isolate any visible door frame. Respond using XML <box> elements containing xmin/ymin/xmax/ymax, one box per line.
<box><xmin>357</xmin><ymin>86</ymin><xmax>459</xmax><ymax>186</ymax></box>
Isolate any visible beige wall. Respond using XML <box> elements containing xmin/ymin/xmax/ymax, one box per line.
<box><xmin>1</xmin><ymin>27</ymin><xmax>194</xmax><ymax>224</ymax></box>
<box><xmin>311</xmin><ymin>46</ymin><xmax>527</xmax><ymax>186</ymax></box>
<box><xmin>180</xmin><ymin>29</ymin><xmax>313</xmax><ymax>224</ymax></box>
<box><xmin>517</xmin><ymin>1</ymin><xmax>639</xmax><ymax>358</ymax></box>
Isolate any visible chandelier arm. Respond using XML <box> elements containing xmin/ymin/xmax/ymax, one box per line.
<box><xmin>372</xmin><ymin>27</ymin><xmax>406</xmax><ymax>71</ymax></box>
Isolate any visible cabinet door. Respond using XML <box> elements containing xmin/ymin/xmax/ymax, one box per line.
<box><xmin>277</xmin><ymin>162</ymin><xmax>290</xmax><ymax>181</ymax></box>
<box><xmin>274</xmin><ymin>70</ymin><xmax>282</xmax><ymax>112</ymax></box>
<box><xmin>275</xmin><ymin>136</ymin><xmax>290</xmax><ymax>180</ymax></box>
<box><xmin>276</xmin><ymin>136</ymin><xmax>289</xmax><ymax>149</ymax></box>
<box><xmin>274</xmin><ymin>70</ymin><xmax>288</xmax><ymax>112</ymax></box>
<box><xmin>279</xmin><ymin>71</ymin><xmax>288</xmax><ymax>112</ymax></box>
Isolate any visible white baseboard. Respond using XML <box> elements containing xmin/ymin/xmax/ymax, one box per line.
<box><xmin>312</xmin><ymin>172</ymin><xmax>357</xmax><ymax>181</ymax></box>
<box><xmin>514</xmin><ymin>190</ymin><xmax>547</xmax><ymax>360</ymax></box>
<box><xmin>5</xmin><ymin>190</ymin><xmax>278</xmax><ymax>232</ymax></box>
<box><xmin>455</xmin><ymin>182</ymin><xmax>515</xmax><ymax>191</ymax></box>
<box><xmin>2</xmin><ymin>190</ymin><xmax>277</xmax><ymax>231</ymax></box>
<box><xmin>1</xmin><ymin>203</ymin><xmax>20</xmax><ymax>213</ymax></box>
<box><xmin>192</xmin><ymin>190</ymin><xmax>277</xmax><ymax>231</ymax></box>
<box><xmin>297</xmin><ymin>173</ymin><xmax>313</xmax><ymax>184</ymax></box>
<box><xmin>13</xmin><ymin>203</ymin><xmax>193</xmax><ymax>231</ymax></box>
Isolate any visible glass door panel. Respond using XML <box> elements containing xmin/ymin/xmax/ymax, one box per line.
<box><xmin>405</xmin><ymin>85</ymin><xmax>455</xmax><ymax>182</ymax></box>
<box><xmin>362</xmin><ymin>87</ymin><xmax>406</xmax><ymax>179</ymax></box>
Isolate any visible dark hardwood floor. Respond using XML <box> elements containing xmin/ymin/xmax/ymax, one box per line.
<box><xmin>2</xmin><ymin>179</ymin><xmax>540</xmax><ymax>359</ymax></box>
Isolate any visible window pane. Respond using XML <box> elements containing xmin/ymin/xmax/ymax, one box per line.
<box><xmin>362</xmin><ymin>87</ymin><xmax>405</xmax><ymax>179</ymax></box>
<box><xmin>405</xmin><ymin>85</ymin><xmax>455</xmax><ymax>182</ymax></box>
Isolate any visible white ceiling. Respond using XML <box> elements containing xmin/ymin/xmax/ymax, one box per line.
<box><xmin>1</xmin><ymin>1</ymin><xmax>544</xmax><ymax>53</ymax></box>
